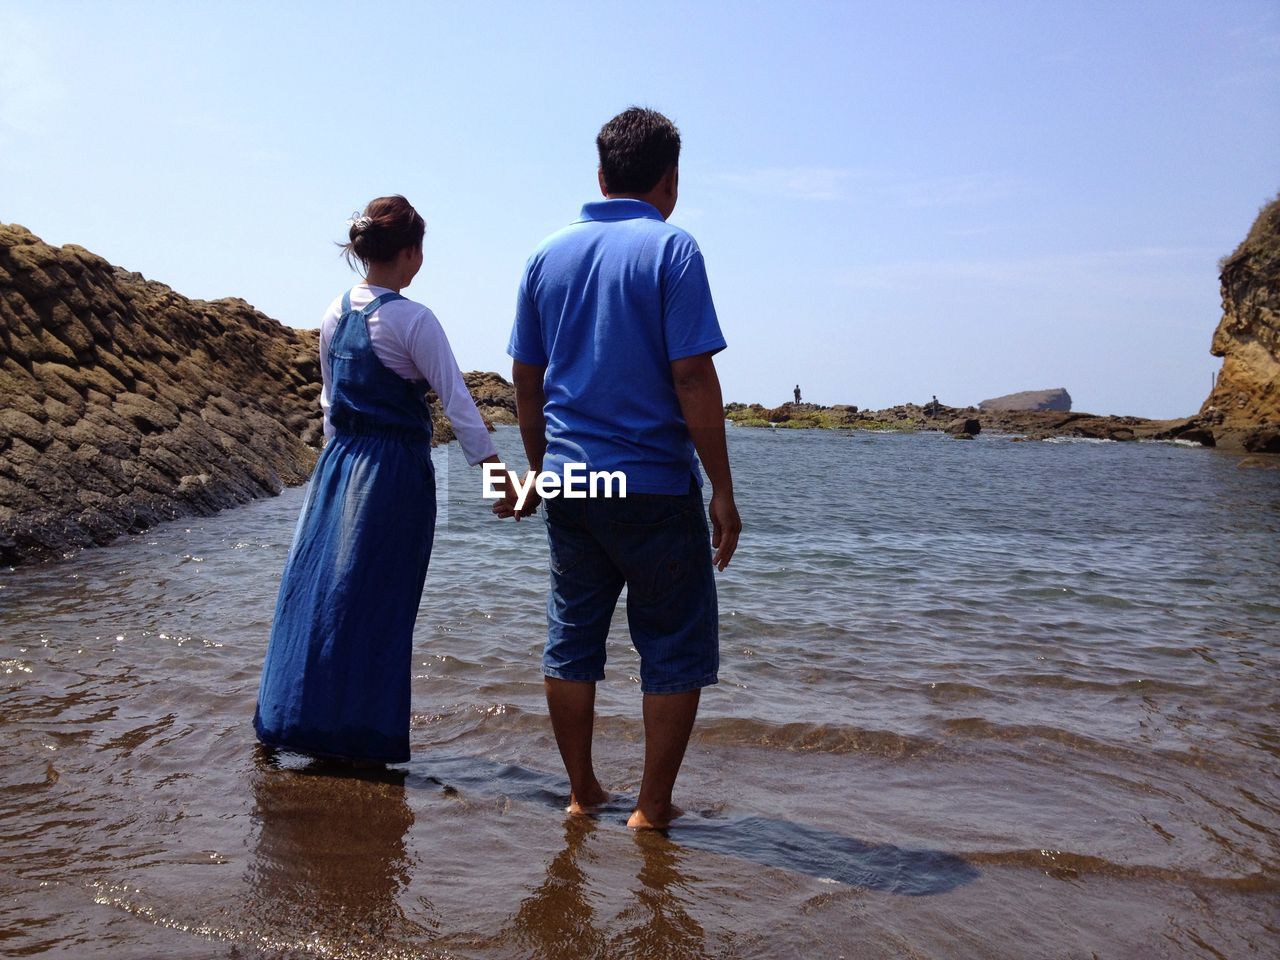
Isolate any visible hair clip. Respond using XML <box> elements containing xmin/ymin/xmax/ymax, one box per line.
<box><xmin>346</xmin><ymin>213</ymin><xmax>373</xmax><ymax>230</ymax></box>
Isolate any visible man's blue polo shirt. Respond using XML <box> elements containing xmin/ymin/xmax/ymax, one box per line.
<box><xmin>507</xmin><ymin>199</ymin><xmax>726</xmax><ymax>495</ymax></box>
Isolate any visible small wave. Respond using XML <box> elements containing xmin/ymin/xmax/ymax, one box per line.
<box><xmin>941</xmin><ymin>716</ymin><xmax>1125</xmax><ymax>751</ymax></box>
<box><xmin>936</xmin><ymin>717</ymin><xmax>1237</xmax><ymax>773</ymax></box>
<box><xmin>414</xmin><ymin>706</ymin><xmax>940</xmax><ymax>759</ymax></box>
<box><xmin>415</xmin><ymin>707</ymin><xmax>1242</xmax><ymax>773</ymax></box>
<box><xmin>961</xmin><ymin>848</ymin><xmax>1278</xmax><ymax>892</ymax></box>
<box><xmin>1041</xmin><ymin>436</ymin><xmax>1116</xmax><ymax>444</ymax></box>
<box><xmin>1007</xmin><ymin>673</ymin><xmax>1204</xmax><ymax>695</ymax></box>
<box><xmin>923</xmin><ymin>681</ymin><xmax>993</xmax><ymax>702</ymax></box>
<box><xmin>693</xmin><ymin>717</ymin><xmax>938</xmax><ymax>758</ymax></box>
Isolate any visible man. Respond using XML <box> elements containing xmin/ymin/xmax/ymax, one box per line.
<box><xmin>505</xmin><ymin>107</ymin><xmax>740</xmax><ymax>829</ymax></box>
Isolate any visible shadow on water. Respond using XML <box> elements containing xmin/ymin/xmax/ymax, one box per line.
<box><xmin>402</xmin><ymin>753</ymin><xmax>977</xmax><ymax>897</ymax></box>
<box><xmin>669</xmin><ymin>815</ymin><xmax>977</xmax><ymax>895</ymax></box>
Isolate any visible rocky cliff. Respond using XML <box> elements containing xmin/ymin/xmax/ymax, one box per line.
<box><xmin>0</xmin><ymin>225</ymin><xmax>520</xmax><ymax>567</ymax></box>
<box><xmin>0</xmin><ymin>223</ymin><xmax>330</xmax><ymax>565</ymax></box>
<box><xmin>1199</xmin><ymin>195</ymin><xmax>1280</xmax><ymax>453</ymax></box>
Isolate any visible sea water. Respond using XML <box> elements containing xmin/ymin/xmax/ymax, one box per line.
<box><xmin>1</xmin><ymin>426</ymin><xmax>1277</xmax><ymax>958</ymax></box>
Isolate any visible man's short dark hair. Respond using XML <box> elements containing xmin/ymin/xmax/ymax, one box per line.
<box><xmin>596</xmin><ymin>107</ymin><xmax>681</xmax><ymax>194</ymax></box>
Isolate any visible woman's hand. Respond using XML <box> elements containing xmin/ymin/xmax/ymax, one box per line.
<box><xmin>483</xmin><ymin>455</ymin><xmax>520</xmax><ymax>520</ymax></box>
<box><xmin>492</xmin><ymin>487</ymin><xmax>520</xmax><ymax>519</ymax></box>
<box><xmin>491</xmin><ymin>471</ymin><xmax>541</xmax><ymax>519</ymax></box>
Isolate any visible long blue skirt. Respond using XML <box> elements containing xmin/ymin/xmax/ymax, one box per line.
<box><xmin>254</xmin><ymin>432</ymin><xmax>436</xmax><ymax>763</ymax></box>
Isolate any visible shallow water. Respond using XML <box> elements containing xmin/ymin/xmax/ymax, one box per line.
<box><xmin>1</xmin><ymin>426</ymin><xmax>1277</xmax><ymax>958</ymax></box>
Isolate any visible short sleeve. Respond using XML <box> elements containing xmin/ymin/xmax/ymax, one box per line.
<box><xmin>663</xmin><ymin>251</ymin><xmax>726</xmax><ymax>362</ymax></box>
<box><xmin>507</xmin><ymin>270</ymin><xmax>548</xmax><ymax>366</ymax></box>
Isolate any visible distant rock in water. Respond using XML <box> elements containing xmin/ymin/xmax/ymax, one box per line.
<box><xmin>461</xmin><ymin>370</ymin><xmax>517</xmax><ymax>426</ymax></box>
<box><xmin>0</xmin><ymin>223</ymin><xmax>327</xmax><ymax>565</ymax></box>
<box><xmin>1198</xmin><ymin>195</ymin><xmax>1280</xmax><ymax>453</ymax></box>
<box><xmin>978</xmin><ymin>388</ymin><xmax>1072</xmax><ymax>412</ymax></box>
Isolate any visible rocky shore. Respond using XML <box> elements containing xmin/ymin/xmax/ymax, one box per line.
<box><xmin>0</xmin><ymin>224</ymin><xmax>513</xmax><ymax>567</ymax></box>
<box><xmin>723</xmin><ymin>400</ymin><xmax>1208</xmax><ymax>443</ymax></box>
<box><xmin>0</xmin><ymin>224</ymin><xmax>328</xmax><ymax>566</ymax></box>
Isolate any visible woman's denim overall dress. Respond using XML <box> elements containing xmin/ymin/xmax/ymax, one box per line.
<box><xmin>255</xmin><ymin>290</ymin><xmax>436</xmax><ymax>763</ymax></box>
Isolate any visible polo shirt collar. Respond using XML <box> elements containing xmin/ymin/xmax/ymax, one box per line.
<box><xmin>576</xmin><ymin>198</ymin><xmax>665</xmax><ymax>223</ymax></box>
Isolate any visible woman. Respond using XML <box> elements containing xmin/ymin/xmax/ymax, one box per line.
<box><xmin>254</xmin><ymin>195</ymin><xmax>506</xmax><ymax>764</ymax></box>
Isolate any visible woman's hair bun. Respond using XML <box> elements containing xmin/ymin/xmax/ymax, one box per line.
<box><xmin>339</xmin><ymin>196</ymin><xmax>425</xmax><ymax>271</ymax></box>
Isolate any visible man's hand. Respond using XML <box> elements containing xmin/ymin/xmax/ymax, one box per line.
<box><xmin>708</xmin><ymin>489</ymin><xmax>740</xmax><ymax>571</ymax></box>
<box><xmin>670</xmin><ymin>352</ymin><xmax>740</xmax><ymax>571</ymax></box>
<box><xmin>518</xmin><ymin>487</ymin><xmax>542</xmax><ymax>517</ymax></box>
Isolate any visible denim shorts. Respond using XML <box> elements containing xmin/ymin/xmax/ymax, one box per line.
<box><xmin>542</xmin><ymin>480</ymin><xmax>718</xmax><ymax>694</ymax></box>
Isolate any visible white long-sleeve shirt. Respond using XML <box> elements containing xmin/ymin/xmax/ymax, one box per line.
<box><xmin>318</xmin><ymin>283</ymin><xmax>498</xmax><ymax>466</ymax></box>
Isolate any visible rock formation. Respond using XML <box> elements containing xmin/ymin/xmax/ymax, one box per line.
<box><xmin>1199</xmin><ymin>195</ymin><xmax>1280</xmax><ymax>453</ymax></box>
<box><xmin>423</xmin><ymin>372</ymin><xmax>515</xmax><ymax>443</ymax></box>
<box><xmin>947</xmin><ymin>418</ymin><xmax>981</xmax><ymax>438</ymax></box>
<box><xmin>0</xmin><ymin>223</ymin><xmax>328</xmax><ymax>565</ymax></box>
<box><xmin>0</xmin><ymin>224</ymin><xmax>516</xmax><ymax>566</ymax></box>
<box><xmin>462</xmin><ymin>371</ymin><xmax>517</xmax><ymax>425</ymax></box>
<box><xmin>978</xmin><ymin>388</ymin><xmax>1072</xmax><ymax>412</ymax></box>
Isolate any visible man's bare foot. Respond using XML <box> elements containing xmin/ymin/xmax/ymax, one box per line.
<box><xmin>627</xmin><ymin>802</ymin><xmax>684</xmax><ymax>830</ymax></box>
<box><xmin>566</xmin><ymin>780</ymin><xmax>611</xmax><ymax>816</ymax></box>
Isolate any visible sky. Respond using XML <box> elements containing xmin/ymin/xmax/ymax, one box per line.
<box><xmin>3</xmin><ymin>1</ymin><xmax>1278</xmax><ymax>418</ymax></box>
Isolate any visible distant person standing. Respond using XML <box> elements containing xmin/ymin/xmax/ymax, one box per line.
<box><xmin>794</xmin><ymin>384</ymin><xmax>802</xmax><ymax>404</ymax></box>
<box><xmin>506</xmin><ymin>107</ymin><xmax>741</xmax><ymax>829</ymax></box>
